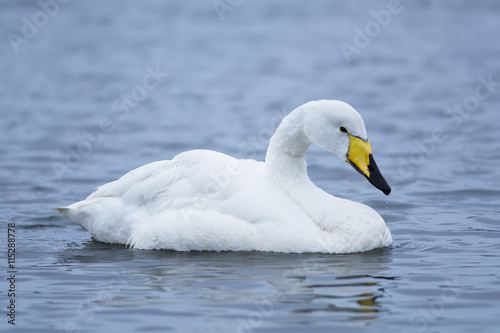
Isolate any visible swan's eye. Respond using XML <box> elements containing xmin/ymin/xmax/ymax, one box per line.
<box><xmin>339</xmin><ymin>126</ymin><xmax>347</xmax><ymax>133</ymax></box>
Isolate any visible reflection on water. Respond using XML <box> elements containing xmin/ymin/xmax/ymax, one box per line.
<box><xmin>54</xmin><ymin>243</ymin><xmax>395</xmax><ymax>330</ymax></box>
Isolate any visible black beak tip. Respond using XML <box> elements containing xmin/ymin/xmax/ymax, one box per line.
<box><xmin>367</xmin><ymin>154</ymin><xmax>391</xmax><ymax>196</ymax></box>
<box><xmin>347</xmin><ymin>154</ymin><xmax>391</xmax><ymax>195</ymax></box>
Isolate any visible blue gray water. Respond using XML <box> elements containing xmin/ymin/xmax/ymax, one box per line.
<box><xmin>1</xmin><ymin>0</ymin><xmax>500</xmax><ymax>332</ymax></box>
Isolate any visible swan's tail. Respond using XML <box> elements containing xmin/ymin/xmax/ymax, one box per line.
<box><xmin>54</xmin><ymin>198</ymin><xmax>132</xmax><ymax>245</ymax></box>
<box><xmin>54</xmin><ymin>207</ymin><xmax>70</xmax><ymax>218</ymax></box>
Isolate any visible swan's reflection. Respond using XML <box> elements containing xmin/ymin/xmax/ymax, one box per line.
<box><xmin>59</xmin><ymin>242</ymin><xmax>396</xmax><ymax>328</ymax></box>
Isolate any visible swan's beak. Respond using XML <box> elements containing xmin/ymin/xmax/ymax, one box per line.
<box><xmin>346</xmin><ymin>135</ymin><xmax>391</xmax><ymax>195</ymax></box>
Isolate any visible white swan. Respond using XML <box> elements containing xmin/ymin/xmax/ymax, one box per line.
<box><xmin>56</xmin><ymin>100</ymin><xmax>392</xmax><ymax>253</ymax></box>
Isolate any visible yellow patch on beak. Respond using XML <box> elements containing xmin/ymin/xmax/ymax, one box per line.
<box><xmin>344</xmin><ymin>132</ymin><xmax>391</xmax><ymax>195</ymax></box>
<box><xmin>346</xmin><ymin>134</ymin><xmax>372</xmax><ymax>177</ymax></box>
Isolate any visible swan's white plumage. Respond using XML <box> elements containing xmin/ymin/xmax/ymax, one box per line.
<box><xmin>57</xmin><ymin>100</ymin><xmax>392</xmax><ymax>253</ymax></box>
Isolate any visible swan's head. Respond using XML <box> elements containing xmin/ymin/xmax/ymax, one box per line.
<box><xmin>302</xmin><ymin>100</ymin><xmax>391</xmax><ymax>195</ymax></box>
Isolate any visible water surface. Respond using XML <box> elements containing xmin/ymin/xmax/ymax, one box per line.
<box><xmin>1</xmin><ymin>1</ymin><xmax>500</xmax><ymax>332</ymax></box>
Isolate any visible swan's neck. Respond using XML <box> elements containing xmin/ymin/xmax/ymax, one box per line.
<box><xmin>265</xmin><ymin>110</ymin><xmax>335</xmax><ymax>225</ymax></box>
<box><xmin>265</xmin><ymin>109</ymin><xmax>356</xmax><ymax>235</ymax></box>
<box><xmin>264</xmin><ymin>105</ymin><xmax>391</xmax><ymax>250</ymax></box>
<box><xmin>265</xmin><ymin>110</ymin><xmax>311</xmax><ymax>190</ymax></box>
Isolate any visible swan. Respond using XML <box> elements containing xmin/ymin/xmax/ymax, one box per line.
<box><xmin>56</xmin><ymin>100</ymin><xmax>392</xmax><ymax>253</ymax></box>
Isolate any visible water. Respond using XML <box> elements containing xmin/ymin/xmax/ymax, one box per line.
<box><xmin>1</xmin><ymin>0</ymin><xmax>500</xmax><ymax>332</ymax></box>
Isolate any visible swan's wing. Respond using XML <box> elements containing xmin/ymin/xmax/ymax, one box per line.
<box><xmin>84</xmin><ymin>150</ymin><xmax>268</xmax><ymax>216</ymax></box>
<box><xmin>87</xmin><ymin>159</ymin><xmax>180</xmax><ymax>200</ymax></box>
<box><xmin>61</xmin><ymin>150</ymin><xmax>315</xmax><ymax>250</ymax></box>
